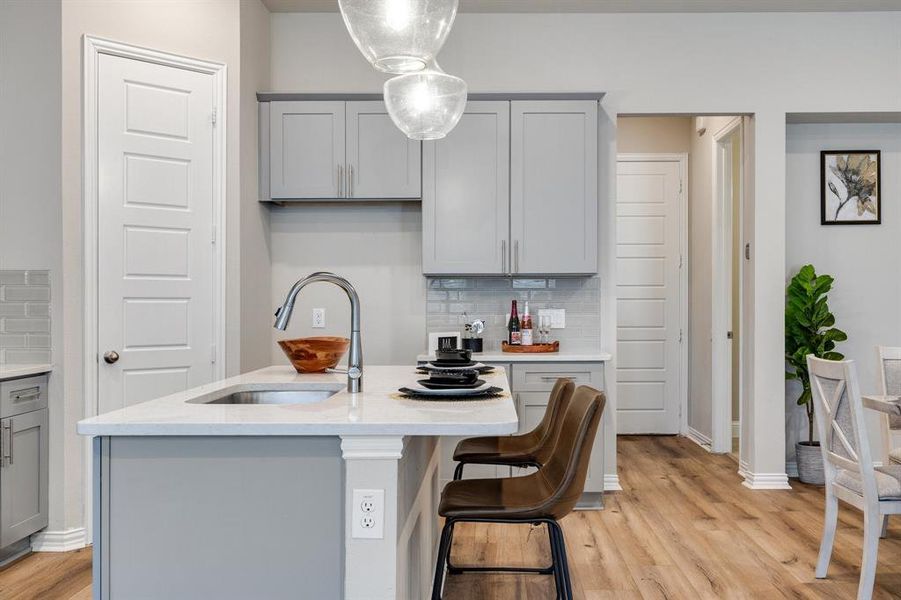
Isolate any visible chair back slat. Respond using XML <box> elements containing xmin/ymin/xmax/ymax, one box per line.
<box><xmin>807</xmin><ymin>356</ymin><xmax>879</xmax><ymax>502</ymax></box>
<box><xmin>877</xmin><ymin>345</ymin><xmax>901</xmax><ymax>430</ymax></box>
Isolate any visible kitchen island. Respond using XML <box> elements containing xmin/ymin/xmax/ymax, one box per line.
<box><xmin>77</xmin><ymin>365</ymin><xmax>518</xmax><ymax>600</ymax></box>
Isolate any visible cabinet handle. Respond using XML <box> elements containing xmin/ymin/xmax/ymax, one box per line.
<box><xmin>514</xmin><ymin>240</ymin><xmax>520</xmax><ymax>273</ymax></box>
<box><xmin>11</xmin><ymin>387</ymin><xmax>40</xmax><ymax>402</ymax></box>
<box><xmin>338</xmin><ymin>164</ymin><xmax>344</xmax><ymax>197</ymax></box>
<box><xmin>2</xmin><ymin>419</ymin><xmax>11</xmax><ymax>467</ymax></box>
<box><xmin>501</xmin><ymin>240</ymin><xmax>507</xmax><ymax>273</ymax></box>
<box><xmin>348</xmin><ymin>165</ymin><xmax>354</xmax><ymax>197</ymax></box>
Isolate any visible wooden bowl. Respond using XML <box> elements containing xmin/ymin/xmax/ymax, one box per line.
<box><xmin>278</xmin><ymin>336</ymin><xmax>350</xmax><ymax>373</ymax></box>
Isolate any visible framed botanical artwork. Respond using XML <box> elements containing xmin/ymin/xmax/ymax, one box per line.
<box><xmin>821</xmin><ymin>150</ymin><xmax>881</xmax><ymax>225</ymax></box>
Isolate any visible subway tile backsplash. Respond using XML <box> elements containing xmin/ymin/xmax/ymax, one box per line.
<box><xmin>0</xmin><ymin>270</ymin><xmax>51</xmax><ymax>364</ymax></box>
<box><xmin>425</xmin><ymin>276</ymin><xmax>602</xmax><ymax>353</ymax></box>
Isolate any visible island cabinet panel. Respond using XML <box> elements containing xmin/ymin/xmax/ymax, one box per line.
<box><xmin>265</xmin><ymin>100</ymin><xmax>421</xmax><ymax>201</ymax></box>
<box><xmin>422</xmin><ymin>101</ymin><xmax>511</xmax><ymax>275</ymax></box>
<box><xmin>94</xmin><ymin>436</ymin><xmax>344</xmax><ymax>600</ymax></box>
<box><xmin>510</xmin><ymin>101</ymin><xmax>598</xmax><ymax>275</ymax></box>
<box><xmin>438</xmin><ymin>361</ymin><xmax>606</xmax><ymax>507</ymax></box>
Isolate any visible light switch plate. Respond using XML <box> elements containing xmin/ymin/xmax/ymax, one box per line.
<box><xmin>312</xmin><ymin>308</ymin><xmax>325</xmax><ymax>328</ymax></box>
<box><xmin>351</xmin><ymin>489</ymin><xmax>384</xmax><ymax>539</ymax></box>
<box><xmin>538</xmin><ymin>309</ymin><xmax>566</xmax><ymax>329</ymax></box>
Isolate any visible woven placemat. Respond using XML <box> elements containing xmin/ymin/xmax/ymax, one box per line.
<box><xmin>394</xmin><ymin>387</ymin><xmax>505</xmax><ymax>401</ymax></box>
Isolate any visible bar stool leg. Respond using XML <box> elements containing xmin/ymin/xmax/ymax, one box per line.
<box><xmin>453</xmin><ymin>462</ymin><xmax>465</xmax><ymax>481</ymax></box>
<box><xmin>431</xmin><ymin>519</ymin><xmax>456</xmax><ymax>600</ymax></box>
<box><xmin>549</xmin><ymin>520</ymin><xmax>573</xmax><ymax>599</ymax></box>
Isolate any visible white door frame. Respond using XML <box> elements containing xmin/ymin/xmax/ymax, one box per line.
<box><xmin>616</xmin><ymin>153</ymin><xmax>689</xmax><ymax>435</ymax></box>
<box><xmin>710</xmin><ymin>117</ymin><xmax>743</xmax><ymax>454</ymax></box>
<box><xmin>81</xmin><ymin>36</ymin><xmax>227</xmax><ymax>544</ymax></box>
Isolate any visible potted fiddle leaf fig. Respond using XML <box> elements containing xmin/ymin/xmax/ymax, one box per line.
<box><xmin>785</xmin><ymin>264</ymin><xmax>846</xmax><ymax>485</ymax></box>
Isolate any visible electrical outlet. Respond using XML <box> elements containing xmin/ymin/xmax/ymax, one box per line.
<box><xmin>312</xmin><ymin>308</ymin><xmax>326</xmax><ymax>328</ymax></box>
<box><xmin>351</xmin><ymin>489</ymin><xmax>384</xmax><ymax>539</ymax></box>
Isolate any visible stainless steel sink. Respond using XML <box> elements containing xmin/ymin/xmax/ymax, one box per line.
<box><xmin>192</xmin><ymin>389</ymin><xmax>340</xmax><ymax>405</ymax></box>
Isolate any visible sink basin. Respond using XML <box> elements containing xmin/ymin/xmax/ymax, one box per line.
<box><xmin>192</xmin><ymin>389</ymin><xmax>340</xmax><ymax>405</ymax></box>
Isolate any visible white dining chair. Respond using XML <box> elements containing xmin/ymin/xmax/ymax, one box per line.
<box><xmin>875</xmin><ymin>346</ymin><xmax>901</xmax><ymax>466</ymax></box>
<box><xmin>807</xmin><ymin>356</ymin><xmax>901</xmax><ymax>600</ymax></box>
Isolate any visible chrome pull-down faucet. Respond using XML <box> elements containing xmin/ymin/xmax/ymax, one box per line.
<box><xmin>274</xmin><ymin>272</ymin><xmax>362</xmax><ymax>393</ymax></box>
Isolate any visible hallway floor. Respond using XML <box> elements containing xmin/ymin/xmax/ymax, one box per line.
<box><xmin>1</xmin><ymin>436</ymin><xmax>899</xmax><ymax>599</ymax></box>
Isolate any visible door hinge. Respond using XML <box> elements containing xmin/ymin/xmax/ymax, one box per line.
<box><xmin>211</xmin><ymin>344</ymin><xmax>217</xmax><ymax>364</ymax></box>
<box><xmin>211</xmin><ymin>108</ymin><xmax>217</xmax><ymax>125</ymax></box>
<box><xmin>679</xmin><ymin>179</ymin><xmax>683</xmax><ymax>194</ymax></box>
<box><xmin>212</xmin><ymin>225</ymin><xmax>217</xmax><ymax>245</ymax></box>
<box><xmin>678</xmin><ymin>254</ymin><xmax>683</xmax><ymax>269</ymax></box>
<box><xmin>679</xmin><ymin>329</ymin><xmax>683</xmax><ymax>343</ymax></box>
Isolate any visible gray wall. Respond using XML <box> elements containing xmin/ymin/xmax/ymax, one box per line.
<box><xmin>0</xmin><ymin>0</ymin><xmax>66</xmax><ymax>539</ymax></box>
<box><xmin>785</xmin><ymin>122</ymin><xmax>901</xmax><ymax>467</ymax></box>
<box><xmin>269</xmin><ymin>203</ymin><xmax>426</xmax><ymax>366</ymax></box>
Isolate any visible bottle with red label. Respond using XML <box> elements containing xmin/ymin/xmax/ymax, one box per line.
<box><xmin>508</xmin><ymin>300</ymin><xmax>522</xmax><ymax>345</ymax></box>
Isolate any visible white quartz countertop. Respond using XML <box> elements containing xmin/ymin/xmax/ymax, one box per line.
<box><xmin>76</xmin><ymin>365</ymin><xmax>518</xmax><ymax>437</ymax></box>
<box><xmin>0</xmin><ymin>364</ymin><xmax>52</xmax><ymax>381</ymax></box>
<box><xmin>417</xmin><ymin>351</ymin><xmax>611</xmax><ymax>363</ymax></box>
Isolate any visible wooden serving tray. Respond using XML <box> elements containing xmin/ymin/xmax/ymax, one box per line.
<box><xmin>501</xmin><ymin>341</ymin><xmax>559</xmax><ymax>353</ymax></box>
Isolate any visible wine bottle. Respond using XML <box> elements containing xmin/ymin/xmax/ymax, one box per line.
<box><xmin>508</xmin><ymin>300</ymin><xmax>522</xmax><ymax>345</ymax></box>
<box><xmin>521</xmin><ymin>302</ymin><xmax>533</xmax><ymax>346</ymax></box>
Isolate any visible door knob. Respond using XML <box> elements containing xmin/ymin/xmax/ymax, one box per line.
<box><xmin>103</xmin><ymin>351</ymin><xmax>120</xmax><ymax>364</ymax></box>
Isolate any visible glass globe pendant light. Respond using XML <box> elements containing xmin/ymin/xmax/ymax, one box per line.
<box><xmin>338</xmin><ymin>0</ymin><xmax>459</xmax><ymax>74</ymax></box>
<box><xmin>383</xmin><ymin>62</ymin><xmax>467</xmax><ymax>140</ymax></box>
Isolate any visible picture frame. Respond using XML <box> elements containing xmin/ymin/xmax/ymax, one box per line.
<box><xmin>820</xmin><ymin>150</ymin><xmax>881</xmax><ymax>225</ymax></box>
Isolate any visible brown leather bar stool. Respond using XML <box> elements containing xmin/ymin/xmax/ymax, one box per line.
<box><xmin>432</xmin><ymin>386</ymin><xmax>606</xmax><ymax>600</ymax></box>
<box><xmin>451</xmin><ymin>378</ymin><xmax>576</xmax><ymax>480</ymax></box>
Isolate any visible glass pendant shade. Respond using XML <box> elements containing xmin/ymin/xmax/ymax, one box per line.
<box><xmin>338</xmin><ymin>0</ymin><xmax>459</xmax><ymax>74</ymax></box>
<box><xmin>383</xmin><ymin>64</ymin><xmax>467</xmax><ymax>140</ymax></box>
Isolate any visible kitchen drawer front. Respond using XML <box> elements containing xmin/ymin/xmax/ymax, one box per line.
<box><xmin>0</xmin><ymin>376</ymin><xmax>48</xmax><ymax>418</ymax></box>
<box><xmin>511</xmin><ymin>363</ymin><xmax>604</xmax><ymax>392</ymax></box>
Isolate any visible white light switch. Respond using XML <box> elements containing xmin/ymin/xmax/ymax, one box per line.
<box><xmin>312</xmin><ymin>308</ymin><xmax>325</xmax><ymax>328</ymax></box>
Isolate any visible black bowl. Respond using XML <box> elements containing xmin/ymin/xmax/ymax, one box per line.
<box><xmin>428</xmin><ymin>369</ymin><xmax>479</xmax><ymax>386</ymax></box>
<box><xmin>435</xmin><ymin>348</ymin><xmax>472</xmax><ymax>363</ymax></box>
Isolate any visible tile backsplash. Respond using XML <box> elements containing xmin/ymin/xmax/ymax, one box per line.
<box><xmin>0</xmin><ymin>270</ymin><xmax>51</xmax><ymax>364</ymax></box>
<box><xmin>426</xmin><ymin>276</ymin><xmax>601</xmax><ymax>353</ymax></box>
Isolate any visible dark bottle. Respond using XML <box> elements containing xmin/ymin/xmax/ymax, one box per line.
<box><xmin>508</xmin><ymin>300</ymin><xmax>522</xmax><ymax>345</ymax></box>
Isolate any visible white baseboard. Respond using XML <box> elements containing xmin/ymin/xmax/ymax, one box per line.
<box><xmin>741</xmin><ymin>472</ymin><xmax>792</xmax><ymax>490</ymax></box>
<box><xmin>686</xmin><ymin>427</ymin><xmax>712</xmax><ymax>450</ymax></box>
<box><xmin>604</xmin><ymin>474</ymin><xmax>622</xmax><ymax>491</ymax></box>
<box><xmin>30</xmin><ymin>527</ymin><xmax>87</xmax><ymax>552</ymax></box>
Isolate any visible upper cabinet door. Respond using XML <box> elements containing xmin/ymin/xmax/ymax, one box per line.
<box><xmin>510</xmin><ymin>101</ymin><xmax>598</xmax><ymax>274</ymax></box>
<box><xmin>270</xmin><ymin>101</ymin><xmax>345</xmax><ymax>199</ymax></box>
<box><xmin>422</xmin><ymin>101</ymin><xmax>510</xmax><ymax>275</ymax></box>
<box><xmin>346</xmin><ymin>101</ymin><xmax>421</xmax><ymax>199</ymax></box>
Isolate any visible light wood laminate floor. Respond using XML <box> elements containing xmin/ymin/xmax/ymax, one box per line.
<box><xmin>1</xmin><ymin>435</ymin><xmax>899</xmax><ymax>599</ymax></box>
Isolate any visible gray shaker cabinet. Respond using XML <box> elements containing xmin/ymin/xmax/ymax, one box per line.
<box><xmin>0</xmin><ymin>375</ymin><xmax>49</xmax><ymax>548</ymax></box>
<box><xmin>267</xmin><ymin>100</ymin><xmax>421</xmax><ymax>201</ymax></box>
<box><xmin>345</xmin><ymin>101</ymin><xmax>421</xmax><ymax>199</ymax></box>
<box><xmin>422</xmin><ymin>101</ymin><xmax>510</xmax><ymax>275</ymax></box>
<box><xmin>422</xmin><ymin>100</ymin><xmax>598</xmax><ymax>275</ymax></box>
<box><xmin>510</xmin><ymin>100</ymin><xmax>598</xmax><ymax>274</ymax></box>
<box><xmin>269</xmin><ymin>101</ymin><xmax>345</xmax><ymax>199</ymax></box>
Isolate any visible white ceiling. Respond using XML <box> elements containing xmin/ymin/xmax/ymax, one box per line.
<box><xmin>261</xmin><ymin>0</ymin><xmax>901</xmax><ymax>13</ymax></box>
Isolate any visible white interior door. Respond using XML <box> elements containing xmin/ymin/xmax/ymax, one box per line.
<box><xmin>97</xmin><ymin>53</ymin><xmax>217</xmax><ymax>414</ymax></box>
<box><xmin>615</xmin><ymin>157</ymin><xmax>684</xmax><ymax>434</ymax></box>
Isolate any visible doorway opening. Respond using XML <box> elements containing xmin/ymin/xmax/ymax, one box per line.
<box><xmin>615</xmin><ymin>115</ymin><xmax>749</xmax><ymax>470</ymax></box>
